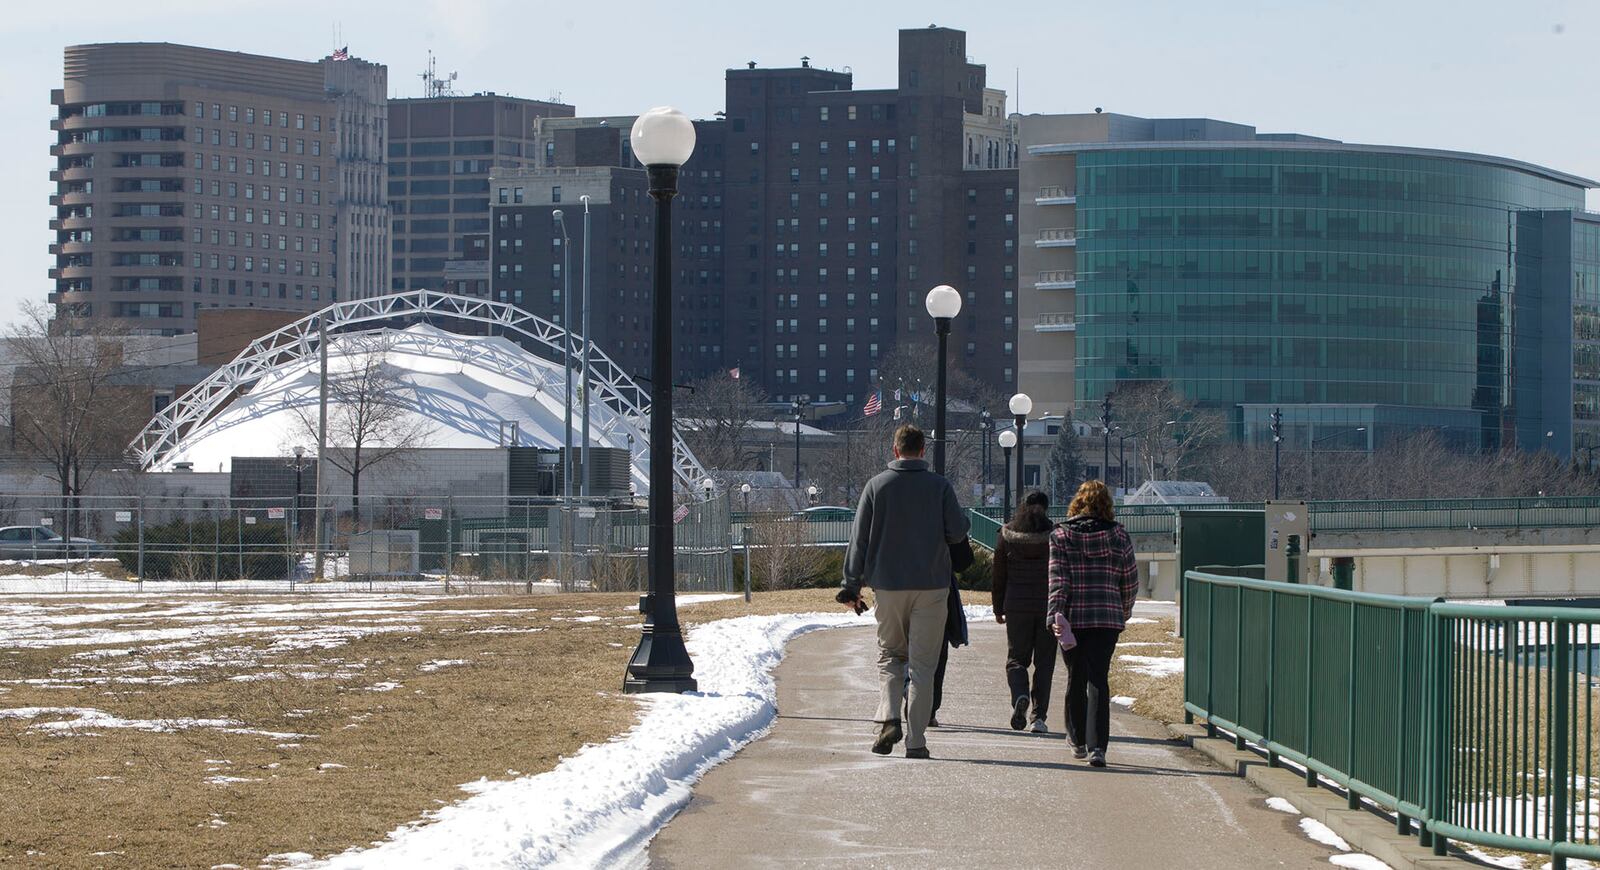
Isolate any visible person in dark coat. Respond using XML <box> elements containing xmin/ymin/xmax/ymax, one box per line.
<box><xmin>991</xmin><ymin>490</ymin><xmax>1057</xmax><ymax>733</ymax></box>
<box><xmin>1048</xmin><ymin>480</ymin><xmax>1140</xmax><ymax>768</ymax></box>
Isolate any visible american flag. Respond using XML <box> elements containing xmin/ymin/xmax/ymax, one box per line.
<box><xmin>331</xmin><ymin>46</ymin><xmax>349</xmax><ymax>61</ymax></box>
<box><xmin>862</xmin><ymin>390</ymin><xmax>882</xmax><ymax>417</ymax></box>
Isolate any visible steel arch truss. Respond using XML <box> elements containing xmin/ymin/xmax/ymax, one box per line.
<box><xmin>130</xmin><ymin>290</ymin><xmax>713</xmax><ymax>496</ymax></box>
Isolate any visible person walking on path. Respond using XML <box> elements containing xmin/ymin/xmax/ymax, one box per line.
<box><xmin>991</xmin><ymin>490</ymin><xmax>1057</xmax><ymax>734</ymax></box>
<box><xmin>839</xmin><ymin>424</ymin><xmax>971</xmax><ymax>759</ymax></box>
<box><xmin>1047</xmin><ymin>480</ymin><xmax>1139</xmax><ymax>768</ymax></box>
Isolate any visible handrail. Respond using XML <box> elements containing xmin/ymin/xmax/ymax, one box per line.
<box><xmin>1184</xmin><ymin>571</ymin><xmax>1600</xmax><ymax>867</ymax></box>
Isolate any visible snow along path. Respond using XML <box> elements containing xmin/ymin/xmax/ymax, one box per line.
<box><xmin>301</xmin><ymin>608</ymin><xmax>884</xmax><ymax>869</ymax></box>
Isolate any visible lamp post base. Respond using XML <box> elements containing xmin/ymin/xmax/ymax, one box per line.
<box><xmin>623</xmin><ymin>631</ymin><xmax>698</xmax><ymax>694</ymax></box>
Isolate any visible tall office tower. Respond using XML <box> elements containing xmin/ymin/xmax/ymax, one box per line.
<box><xmin>51</xmin><ymin>43</ymin><xmax>387</xmax><ymax>334</ymax></box>
<box><xmin>388</xmin><ymin>93</ymin><xmax>574</xmax><ymax>294</ymax></box>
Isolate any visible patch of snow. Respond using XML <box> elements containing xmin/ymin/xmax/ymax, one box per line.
<box><xmin>678</xmin><ymin>594</ymin><xmax>740</xmax><ymax>606</ymax></box>
<box><xmin>1111</xmin><ymin>696</ymin><xmax>1136</xmax><ymax>708</ymax></box>
<box><xmin>1118</xmin><ymin>655</ymin><xmax>1184</xmax><ymax>677</ymax></box>
<box><xmin>0</xmin><ymin>706</ymin><xmax>306</xmax><ymax>739</ymax></box>
<box><xmin>1125</xmin><ymin>617</ymin><xmax>1159</xmax><ymax>624</ymax></box>
<box><xmin>365</xmin><ymin>681</ymin><xmax>402</xmax><ymax>692</ymax></box>
<box><xmin>1330</xmin><ymin>855</ymin><xmax>1392</xmax><ymax>870</ymax></box>
<box><xmin>1299</xmin><ymin>818</ymin><xmax>1351</xmax><ymax>850</ymax></box>
<box><xmin>418</xmin><ymin>659</ymin><xmax>467</xmax><ymax>673</ymax></box>
<box><xmin>318</xmin><ymin>763</ymin><xmax>347</xmax><ymax>771</ymax></box>
<box><xmin>301</xmin><ymin>609</ymin><xmax>875</xmax><ymax>869</ymax></box>
<box><xmin>204</xmin><ymin>775</ymin><xmax>260</xmax><ymax>786</ymax></box>
<box><xmin>1265</xmin><ymin>797</ymin><xmax>1299</xmax><ymax>814</ymax></box>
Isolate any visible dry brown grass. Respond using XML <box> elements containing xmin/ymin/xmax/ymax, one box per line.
<box><xmin>0</xmin><ymin>589</ymin><xmax>830</xmax><ymax>868</ymax></box>
<box><xmin>1107</xmin><ymin>616</ymin><xmax>1185</xmax><ymax>724</ymax></box>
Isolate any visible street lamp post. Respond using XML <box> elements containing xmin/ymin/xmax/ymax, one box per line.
<box><xmin>1270</xmin><ymin>408</ymin><xmax>1284</xmax><ymax>500</ymax></box>
<box><xmin>740</xmin><ymin>482</ymin><xmax>751</xmax><ymax>515</ymax></box>
<box><xmin>555</xmin><ymin>210</ymin><xmax>573</xmax><ymax>499</ymax></box>
<box><xmin>1009</xmin><ymin>393</ymin><xmax>1032</xmax><ymax>498</ymax></box>
<box><xmin>1100</xmin><ymin>394</ymin><xmax>1112</xmax><ymax>486</ymax></box>
<box><xmin>624</xmin><ymin>107</ymin><xmax>698</xmax><ymax>695</ymax></box>
<box><xmin>925</xmin><ymin>285</ymin><xmax>962</xmax><ymax>475</ymax></box>
<box><xmin>1308</xmin><ymin>426</ymin><xmax>1366</xmax><ymax>498</ymax></box>
<box><xmin>291</xmin><ymin>446</ymin><xmax>305</xmax><ymax>565</ymax></box>
<box><xmin>998</xmin><ymin>429</ymin><xmax>1017</xmax><ymax>520</ymax></box>
<box><xmin>791</xmin><ymin>395</ymin><xmax>809</xmax><ymax>486</ymax></box>
<box><xmin>807</xmin><ymin>484</ymin><xmax>819</xmax><ymax>506</ymax></box>
<box><xmin>980</xmin><ymin>410</ymin><xmax>993</xmax><ymax>499</ymax></box>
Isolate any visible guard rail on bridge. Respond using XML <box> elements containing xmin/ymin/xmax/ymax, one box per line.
<box><xmin>1184</xmin><ymin>570</ymin><xmax>1600</xmax><ymax>868</ymax></box>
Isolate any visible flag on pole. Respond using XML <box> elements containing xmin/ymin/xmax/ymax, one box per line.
<box><xmin>331</xmin><ymin>46</ymin><xmax>350</xmax><ymax>61</ymax></box>
<box><xmin>863</xmin><ymin>391</ymin><xmax>882</xmax><ymax>417</ymax></box>
<box><xmin>893</xmin><ymin>405</ymin><xmax>903</xmax><ymax>420</ymax></box>
<box><xmin>729</xmin><ymin>367</ymin><xmax>740</xmax><ymax>380</ymax></box>
<box><xmin>893</xmin><ymin>388</ymin><xmax>902</xmax><ymax>402</ymax></box>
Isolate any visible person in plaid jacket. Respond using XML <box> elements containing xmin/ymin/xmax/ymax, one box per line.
<box><xmin>1047</xmin><ymin>479</ymin><xmax>1140</xmax><ymax>767</ymax></box>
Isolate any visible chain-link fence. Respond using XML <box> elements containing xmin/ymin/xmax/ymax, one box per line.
<box><xmin>0</xmin><ymin>493</ymin><xmax>733</xmax><ymax>594</ymax></box>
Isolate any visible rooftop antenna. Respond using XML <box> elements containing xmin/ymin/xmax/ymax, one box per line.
<box><xmin>419</xmin><ymin>51</ymin><xmax>459</xmax><ymax>98</ymax></box>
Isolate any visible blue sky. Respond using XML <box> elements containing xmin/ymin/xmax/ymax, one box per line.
<box><xmin>7</xmin><ymin>0</ymin><xmax>1596</xmax><ymax>327</ymax></box>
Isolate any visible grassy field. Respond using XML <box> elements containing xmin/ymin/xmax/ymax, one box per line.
<box><xmin>0</xmin><ymin>589</ymin><xmax>836</xmax><ymax>869</ymax></box>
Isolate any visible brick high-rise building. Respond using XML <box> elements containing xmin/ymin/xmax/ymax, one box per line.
<box><xmin>387</xmin><ymin>93</ymin><xmax>574</xmax><ymax>293</ymax></box>
<box><xmin>50</xmin><ymin>43</ymin><xmax>388</xmax><ymax>334</ymax></box>
<box><xmin>488</xmin><ymin>26</ymin><xmax>1019</xmax><ymax>403</ymax></box>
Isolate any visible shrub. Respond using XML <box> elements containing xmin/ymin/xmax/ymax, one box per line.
<box><xmin>113</xmin><ymin>518</ymin><xmax>290</xmax><ymax>580</ymax></box>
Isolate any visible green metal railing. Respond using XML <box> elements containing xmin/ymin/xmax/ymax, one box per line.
<box><xmin>1184</xmin><ymin>571</ymin><xmax>1600</xmax><ymax>868</ymax></box>
<box><xmin>968</xmin><ymin>510</ymin><xmax>1002</xmax><ymax>550</ymax></box>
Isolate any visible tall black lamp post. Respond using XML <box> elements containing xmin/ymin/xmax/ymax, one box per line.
<box><xmin>1100</xmin><ymin>393</ymin><xmax>1112</xmax><ymax>486</ymax></box>
<box><xmin>1009</xmin><ymin>392</ymin><xmax>1032</xmax><ymax>498</ymax></box>
<box><xmin>624</xmin><ymin>106</ymin><xmax>698</xmax><ymax>695</ymax></box>
<box><xmin>925</xmin><ymin>284</ymin><xmax>962</xmax><ymax>474</ymax></box>
<box><xmin>998</xmin><ymin>428</ymin><xmax>1017</xmax><ymax>519</ymax></box>
<box><xmin>791</xmin><ymin>395</ymin><xmax>809</xmax><ymax>487</ymax></box>
<box><xmin>1270</xmin><ymin>407</ymin><xmax>1284</xmax><ymax>500</ymax></box>
<box><xmin>979</xmin><ymin>410</ymin><xmax>993</xmax><ymax>500</ymax></box>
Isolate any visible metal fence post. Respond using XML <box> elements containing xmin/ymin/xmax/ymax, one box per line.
<box><xmin>286</xmin><ymin>498</ymin><xmax>295</xmax><ymax>591</ymax></box>
<box><xmin>444</xmin><ymin>495</ymin><xmax>453</xmax><ymax>593</ymax></box>
<box><xmin>1306</xmin><ymin>594</ymin><xmax>1319</xmax><ymax>788</ymax></box>
<box><xmin>1552</xmin><ymin>622</ymin><xmax>1571</xmax><ymax>870</ymax></box>
<box><xmin>1347</xmin><ymin>600</ymin><xmax>1361</xmax><ymax>809</ymax></box>
<box><xmin>1267</xmin><ymin>590</ymin><xmax>1279</xmax><ymax>767</ymax></box>
<box><xmin>743</xmin><ymin>525</ymin><xmax>753</xmax><ymax>603</ymax></box>
<box><xmin>135</xmin><ymin>496</ymin><xmax>145</xmax><ymax>590</ymax></box>
<box><xmin>236</xmin><ymin>507</ymin><xmax>244</xmax><ymax>581</ymax></box>
<box><xmin>1431</xmin><ymin>609</ymin><xmax>1451</xmax><ymax>857</ymax></box>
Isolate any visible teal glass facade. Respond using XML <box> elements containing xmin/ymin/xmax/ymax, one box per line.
<box><xmin>1072</xmin><ymin>146</ymin><xmax>1590</xmax><ymax>451</ymax></box>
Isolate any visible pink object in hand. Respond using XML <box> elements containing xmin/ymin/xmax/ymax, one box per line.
<box><xmin>1053</xmin><ymin>612</ymin><xmax>1078</xmax><ymax>652</ymax></box>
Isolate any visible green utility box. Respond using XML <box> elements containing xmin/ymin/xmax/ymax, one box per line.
<box><xmin>1177</xmin><ymin>510</ymin><xmax>1266</xmax><ymax>637</ymax></box>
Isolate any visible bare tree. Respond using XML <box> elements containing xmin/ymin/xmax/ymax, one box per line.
<box><xmin>6</xmin><ymin>304</ymin><xmax>147</xmax><ymax>525</ymax></box>
<box><xmin>293</xmin><ymin>334</ymin><xmax>435</xmax><ymax>524</ymax></box>
<box><xmin>1109</xmin><ymin>381</ymin><xmax>1225</xmax><ymax>482</ymax></box>
<box><xmin>678</xmin><ymin>371</ymin><xmax>768</xmax><ymax>472</ymax></box>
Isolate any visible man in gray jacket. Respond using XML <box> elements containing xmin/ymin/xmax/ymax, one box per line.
<box><xmin>840</xmin><ymin>424</ymin><xmax>971</xmax><ymax>759</ymax></box>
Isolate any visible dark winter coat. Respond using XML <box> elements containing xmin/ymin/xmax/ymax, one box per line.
<box><xmin>991</xmin><ymin>527</ymin><xmax>1053</xmax><ymax>618</ymax></box>
<box><xmin>842</xmin><ymin>458</ymin><xmax>970</xmax><ymax>595</ymax></box>
<box><xmin>1046</xmin><ymin>516</ymin><xmax>1140</xmax><ymax>631</ymax></box>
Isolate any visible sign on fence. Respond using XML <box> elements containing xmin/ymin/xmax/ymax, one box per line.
<box><xmin>267</xmin><ymin>507</ymin><xmax>286</xmax><ymax>520</ymax></box>
<box><xmin>673</xmin><ymin>504</ymin><xmax>690</xmax><ymax>524</ymax></box>
<box><xmin>39</xmin><ymin>517</ymin><xmax>52</xmax><ymax>526</ymax></box>
<box><xmin>578</xmin><ymin>507</ymin><xmax>597</xmax><ymax>519</ymax></box>
<box><xmin>244</xmin><ymin>516</ymin><xmax>257</xmax><ymax>525</ymax></box>
<box><xmin>424</xmin><ymin>508</ymin><xmax>443</xmax><ymax>521</ymax></box>
<box><xmin>114</xmin><ymin>510</ymin><xmax>133</xmax><ymax>523</ymax></box>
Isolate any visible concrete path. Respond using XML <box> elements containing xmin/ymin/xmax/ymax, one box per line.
<box><xmin>651</xmin><ymin>621</ymin><xmax>1348</xmax><ymax>869</ymax></box>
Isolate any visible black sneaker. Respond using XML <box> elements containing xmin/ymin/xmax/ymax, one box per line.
<box><xmin>1089</xmin><ymin>749</ymin><xmax>1107</xmax><ymax>768</ymax></box>
<box><xmin>905</xmin><ymin>746</ymin><xmax>931</xmax><ymax>759</ymax></box>
<box><xmin>1072</xmin><ymin>744</ymin><xmax>1088</xmax><ymax>760</ymax></box>
<box><xmin>1010</xmin><ymin>696</ymin><xmax>1029</xmax><ymax>731</ymax></box>
<box><xmin>871</xmin><ymin>720</ymin><xmax>903</xmax><ymax>755</ymax></box>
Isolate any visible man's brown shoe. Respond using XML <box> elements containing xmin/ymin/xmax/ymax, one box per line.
<box><xmin>871</xmin><ymin>720</ymin><xmax>903</xmax><ymax>755</ymax></box>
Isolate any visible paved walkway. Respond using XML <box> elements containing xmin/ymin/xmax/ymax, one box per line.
<box><xmin>651</xmin><ymin>620</ymin><xmax>1345</xmax><ymax>869</ymax></box>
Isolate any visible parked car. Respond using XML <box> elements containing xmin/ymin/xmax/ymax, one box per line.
<box><xmin>0</xmin><ymin>526</ymin><xmax>105</xmax><ymax>559</ymax></box>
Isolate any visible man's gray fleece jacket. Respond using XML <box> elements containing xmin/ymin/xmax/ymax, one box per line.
<box><xmin>842</xmin><ymin>458</ymin><xmax>971</xmax><ymax>594</ymax></box>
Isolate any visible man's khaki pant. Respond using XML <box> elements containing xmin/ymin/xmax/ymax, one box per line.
<box><xmin>872</xmin><ymin>585</ymin><xmax>949</xmax><ymax>751</ymax></box>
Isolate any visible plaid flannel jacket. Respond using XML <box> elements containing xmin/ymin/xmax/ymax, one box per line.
<box><xmin>1046</xmin><ymin>516</ymin><xmax>1140</xmax><ymax>632</ymax></box>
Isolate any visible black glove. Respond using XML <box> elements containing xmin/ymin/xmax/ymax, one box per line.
<box><xmin>836</xmin><ymin>587</ymin><xmax>869</xmax><ymax>615</ymax></box>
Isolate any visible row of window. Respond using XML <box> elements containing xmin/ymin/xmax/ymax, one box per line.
<box><xmin>194</xmin><ymin>102</ymin><xmax>319</xmax><ymax>131</ymax></box>
<box><xmin>192</xmin><ymin>128</ymin><xmax>321</xmax><ymax>155</ymax></box>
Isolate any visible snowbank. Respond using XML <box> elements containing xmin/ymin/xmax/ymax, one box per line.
<box><xmin>303</xmin><ymin>607</ymin><xmax>898</xmax><ymax>869</ymax></box>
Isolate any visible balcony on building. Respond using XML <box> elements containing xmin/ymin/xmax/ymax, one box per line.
<box><xmin>1035</xmin><ymin>228</ymin><xmax>1076</xmax><ymax>248</ymax></box>
<box><xmin>1035</xmin><ymin>270</ymin><xmax>1076</xmax><ymax>290</ymax></box>
<box><xmin>1035</xmin><ymin>185</ymin><xmax>1076</xmax><ymax>205</ymax></box>
<box><xmin>1033</xmin><ymin>312</ymin><xmax>1076</xmax><ymax>333</ymax></box>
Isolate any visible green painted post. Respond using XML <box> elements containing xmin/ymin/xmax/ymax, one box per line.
<box><xmin>1347</xmin><ymin>600</ymin><xmax>1361</xmax><ymax>810</ymax></box>
<box><xmin>1396</xmin><ymin>610</ymin><xmax>1412</xmax><ymax>836</ymax></box>
<box><xmin>1206</xmin><ymin>580</ymin><xmax>1217</xmax><ymax>740</ymax></box>
<box><xmin>1306</xmin><ymin>595</ymin><xmax>1318</xmax><ymax>788</ymax></box>
<box><xmin>1431</xmin><ymin>612</ymin><xmax>1450</xmax><ymax>857</ymax></box>
<box><xmin>1552</xmin><ymin>624</ymin><xmax>1570</xmax><ymax>870</ymax></box>
<box><xmin>1235</xmin><ymin>586</ymin><xmax>1247</xmax><ymax>750</ymax></box>
<box><xmin>1267</xmin><ymin>590</ymin><xmax>1280</xmax><ymax>768</ymax></box>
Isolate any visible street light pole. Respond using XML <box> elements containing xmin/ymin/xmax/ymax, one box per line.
<box><xmin>998</xmin><ymin>429</ymin><xmax>1017</xmax><ymax>520</ymax></box>
<box><xmin>624</xmin><ymin>107</ymin><xmax>697</xmax><ymax>695</ymax></box>
<box><xmin>556</xmin><ymin>209</ymin><xmax>573</xmax><ymax>499</ymax></box>
<box><xmin>1270</xmin><ymin>408</ymin><xmax>1283</xmax><ymax>500</ymax></box>
<box><xmin>791</xmin><ymin>395</ymin><xmax>809</xmax><ymax>486</ymax></box>
<box><xmin>925</xmin><ymin>285</ymin><xmax>962</xmax><ymax>476</ymax></box>
<box><xmin>980</xmin><ymin>410</ymin><xmax>993</xmax><ymax>499</ymax></box>
<box><xmin>580</xmin><ymin>194</ymin><xmax>593</xmax><ymax>498</ymax></box>
<box><xmin>1009</xmin><ymin>392</ymin><xmax>1032</xmax><ymax>498</ymax></box>
<box><xmin>1100</xmin><ymin>393</ymin><xmax>1112</xmax><ymax>487</ymax></box>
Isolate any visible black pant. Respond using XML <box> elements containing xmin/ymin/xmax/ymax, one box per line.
<box><xmin>1065</xmin><ymin>628</ymin><xmax>1120</xmax><ymax>752</ymax></box>
<box><xmin>1004</xmin><ymin>614</ymin><xmax>1056</xmax><ymax>722</ymax></box>
<box><xmin>931</xmin><ymin>640</ymin><xmax>949</xmax><ymax>716</ymax></box>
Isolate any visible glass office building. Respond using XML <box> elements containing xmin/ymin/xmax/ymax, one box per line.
<box><xmin>1016</xmin><ymin>114</ymin><xmax>1598</xmax><ymax>456</ymax></box>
